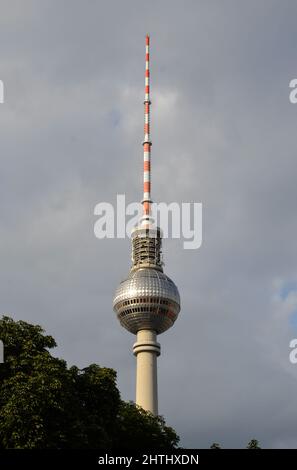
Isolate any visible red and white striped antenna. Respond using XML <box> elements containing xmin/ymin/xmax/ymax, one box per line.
<box><xmin>142</xmin><ymin>34</ymin><xmax>152</xmax><ymax>218</ymax></box>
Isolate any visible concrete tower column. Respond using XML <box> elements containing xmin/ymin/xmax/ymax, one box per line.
<box><xmin>133</xmin><ymin>329</ymin><xmax>160</xmax><ymax>415</ymax></box>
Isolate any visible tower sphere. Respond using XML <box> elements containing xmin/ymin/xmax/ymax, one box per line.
<box><xmin>113</xmin><ymin>268</ymin><xmax>180</xmax><ymax>335</ymax></box>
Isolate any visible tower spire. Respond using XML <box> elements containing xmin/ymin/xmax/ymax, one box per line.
<box><xmin>143</xmin><ymin>34</ymin><xmax>152</xmax><ymax>217</ymax></box>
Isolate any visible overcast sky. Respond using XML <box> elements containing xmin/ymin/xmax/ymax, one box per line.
<box><xmin>1</xmin><ymin>0</ymin><xmax>297</xmax><ymax>448</ymax></box>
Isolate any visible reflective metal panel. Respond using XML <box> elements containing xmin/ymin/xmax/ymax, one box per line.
<box><xmin>113</xmin><ymin>268</ymin><xmax>180</xmax><ymax>334</ymax></box>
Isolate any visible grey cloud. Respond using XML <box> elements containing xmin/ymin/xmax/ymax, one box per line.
<box><xmin>0</xmin><ymin>0</ymin><xmax>297</xmax><ymax>448</ymax></box>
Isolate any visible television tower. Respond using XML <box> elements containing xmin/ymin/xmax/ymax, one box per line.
<box><xmin>113</xmin><ymin>35</ymin><xmax>180</xmax><ymax>415</ymax></box>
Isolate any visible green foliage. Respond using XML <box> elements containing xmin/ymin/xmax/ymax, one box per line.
<box><xmin>210</xmin><ymin>442</ymin><xmax>221</xmax><ymax>449</ymax></box>
<box><xmin>114</xmin><ymin>401</ymin><xmax>179</xmax><ymax>449</ymax></box>
<box><xmin>0</xmin><ymin>316</ymin><xmax>179</xmax><ymax>449</ymax></box>
<box><xmin>246</xmin><ymin>439</ymin><xmax>261</xmax><ymax>449</ymax></box>
<box><xmin>210</xmin><ymin>439</ymin><xmax>262</xmax><ymax>449</ymax></box>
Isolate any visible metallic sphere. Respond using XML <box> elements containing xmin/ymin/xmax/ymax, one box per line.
<box><xmin>113</xmin><ymin>268</ymin><xmax>180</xmax><ymax>335</ymax></box>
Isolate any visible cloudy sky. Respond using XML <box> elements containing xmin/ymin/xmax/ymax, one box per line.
<box><xmin>1</xmin><ymin>0</ymin><xmax>297</xmax><ymax>448</ymax></box>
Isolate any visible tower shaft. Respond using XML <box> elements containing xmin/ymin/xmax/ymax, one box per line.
<box><xmin>133</xmin><ymin>329</ymin><xmax>160</xmax><ymax>415</ymax></box>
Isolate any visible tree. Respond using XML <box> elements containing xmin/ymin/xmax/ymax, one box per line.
<box><xmin>0</xmin><ymin>316</ymin><xmax>179</xmax><ymax>449</ymax></box>
<box><xmin>114</xmin><ymin>401</ymin><xmax>179</xmax><ymax>449</ymax></box>
<box><xmin>210</xmin><ymin>442</ymin><xmax>221</xmax><ymax>449</ymax></box>
<box><xmin>246</xmin><ymin>439</ymin><xmax>261</xmax><ymax>449</ymax></box>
